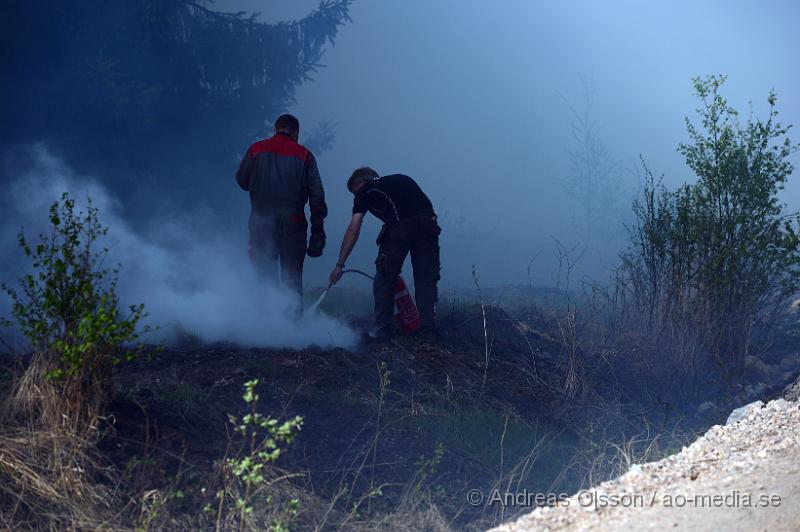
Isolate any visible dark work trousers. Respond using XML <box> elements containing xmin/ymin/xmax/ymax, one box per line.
<box><xmin>373</xmin><ymin>214</ymin><xmax>441</xmax><ymax>331</ymax></box>
<box><xmin>249</xmin><ymin>211</ymin><xmax>307</xmax><ymax>315</ymax></box>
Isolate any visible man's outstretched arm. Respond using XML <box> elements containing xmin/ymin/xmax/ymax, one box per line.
<box><xmin>329</xmin><ymin>213</ymin><xmax>364</xmax><ymax>285</ymax></box>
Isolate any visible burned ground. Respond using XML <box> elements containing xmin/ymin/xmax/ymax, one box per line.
<box><xmin>89</xmin><ymin>302</ymin><xmax>696</xmax><ymax>529</ymax></box>
<box><xmin>103</xmin><ymin>305</ymin><xmax>577</xmax><ymax>528</ymax></box>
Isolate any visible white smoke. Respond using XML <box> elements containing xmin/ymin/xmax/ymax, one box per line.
<box><xmin>0</xmin><ymin>145</ymin><xmax>356</xmax><ymax>349</ymax></box>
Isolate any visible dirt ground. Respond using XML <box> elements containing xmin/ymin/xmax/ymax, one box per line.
<box><xmin>4</xmin><ymin>300</ymin><xmax>798</xmax><ymax>530</ymax></box>
<box><xmin>97</xmin><ymin>305</ymin><xmax>590</xmax><ymax>529</ymax></box>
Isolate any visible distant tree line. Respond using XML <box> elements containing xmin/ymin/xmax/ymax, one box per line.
<box><xmin>0</xmin><ymin>0</ymin><xmax>351</xmax><ymax>212</ymax></box>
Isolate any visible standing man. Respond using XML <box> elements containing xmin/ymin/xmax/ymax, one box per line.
<box><xmin>236</xmin><ymin>114</ymin><xmax>327</xmax><ymax>312</ymax></box>
<box><xmin>329</xmin><ymin>167</ymin><xmax>441</xmax><ymax>340</ymax></box>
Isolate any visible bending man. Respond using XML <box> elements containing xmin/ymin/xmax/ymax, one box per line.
<box><xmin>236</xmin><ymin>114</ymin><xmax>327</xmax><ymax>312</ymax></box>
<box><xmin>329</xmin><ymin>167</ymin><xmax>441</xmax><ymax>340</ymax></box>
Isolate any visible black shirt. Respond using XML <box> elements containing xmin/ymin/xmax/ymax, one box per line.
<box><xmin>352</xmin><ymin>174</ymin><xmax>435</xmax><ymax>224</ymax></box>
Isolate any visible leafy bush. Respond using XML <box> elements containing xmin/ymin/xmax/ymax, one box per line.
<box><xmin>208</xmin><ymin>379</ymin><xmax>303</xmax><ymax>531</ymax></box>
<box><xmin>623</xmin><ymin>75</ymin><xmax>800</xmax><ymax>373</ymax></box>
<box><xmin>1</xmin><ymin>192</ymin><xmax>147</xmax><ymax>428</ymax></box>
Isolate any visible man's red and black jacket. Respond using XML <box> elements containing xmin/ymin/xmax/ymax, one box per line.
<box><xmin>236</xmin><ymin>132</ymin><xmax>327</xmax><ymax>235</ymax></box>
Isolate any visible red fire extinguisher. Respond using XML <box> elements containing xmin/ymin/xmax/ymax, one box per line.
<box><xmin>322</xmin><ymin>268</ymin><xmax>423</xmax><ymax>335</ymax></box>
<box><xmin>393</xmin><ymin>275</ymin><xmax>422</xmax><ymax>334</ymax></box>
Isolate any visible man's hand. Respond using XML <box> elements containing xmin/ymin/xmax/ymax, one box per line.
<box><xmin>330</xmin><ymin>213</ymin><xmax>364</xmax><ymax>285</ymax></box>
<box><xmin>307</xmin><ymin>231</ymin><xmax>325</xmax><ymax>258</ymax></box>
<box><xmin>329</xmin><ymin>264</ymin><xmax>344</xmax><ymax>286</ymax></box>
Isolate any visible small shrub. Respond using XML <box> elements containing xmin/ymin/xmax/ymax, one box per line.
<box><xmin>207</xmin><ymin>379</ymin><xmax>303</xmax><ymax>531</ymax></box>
<box><xmin>1</xmin><ymin>192</ymin><xmax>147</xmax><ymax>430</ymax></box>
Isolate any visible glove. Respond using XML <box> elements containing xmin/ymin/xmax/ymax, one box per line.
<box><xmin>307</xmin><ymin>231</ymin><xmax>325</xmax><ymax>258</ymax></box>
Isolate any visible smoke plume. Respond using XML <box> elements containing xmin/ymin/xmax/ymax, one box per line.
<box><xmin>0</xmin><ymin>145</ymin><xmax>356</xmax><ymax>349</ymax></box>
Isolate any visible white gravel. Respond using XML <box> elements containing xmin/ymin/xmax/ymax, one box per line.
<box><xmin>491</xmin><ymin>398</ymin><xmax>800</xmax><ymax>532</ymax></box>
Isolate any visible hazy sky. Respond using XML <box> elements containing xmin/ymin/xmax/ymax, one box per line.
<box><xmin>212</xmin><ymin>1</ymin><xmax>800</xmax><ymax>285</ymax></box>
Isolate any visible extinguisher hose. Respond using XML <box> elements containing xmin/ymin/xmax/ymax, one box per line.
<box><xmin>324</xmin><ymin>268</ymin><xmax>375</xmax><ymax>291</ymax></box>
<box><xmin>341</xmin><ymin>268</ymin><xmax>375</xmax><ymax>281</ymax></box>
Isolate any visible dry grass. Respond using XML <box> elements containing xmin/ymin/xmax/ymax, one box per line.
<box><xmin>0</xmin><ymin>426</ymin><xmax>124</xmax><ymax>530</ymax></box>
<box><xmin>347</xmin><ymin>498</ymin><xmax>451</xmax><ymax>532</ymax></box>
<box><xmin>0</xmin><ymin>349</ymin><xmax>124</xmax><ymax>530</ymax></box>
<box><xmin>6</xmin><ymin>349</ymin><xmax>112</xmax><ymax>434</ymax></box>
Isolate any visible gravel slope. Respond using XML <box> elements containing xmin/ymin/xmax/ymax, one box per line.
<box><xmin>492</xmin><ymin>398</ymin><xmax>800</xmax><ymax>532</ymax></box>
